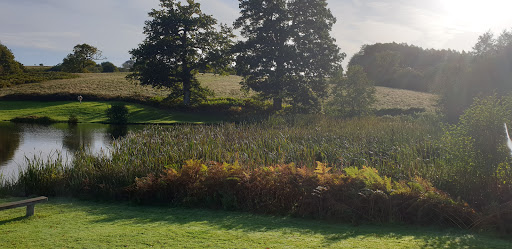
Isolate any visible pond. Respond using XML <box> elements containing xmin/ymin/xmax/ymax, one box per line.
<box><xmin>0</xmin><ymin>122</ymin><xmax>145</xmax><ymax>181</ymax></box>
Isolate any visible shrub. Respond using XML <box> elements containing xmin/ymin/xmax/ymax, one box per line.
<box><xmin>106</xmin><ymin>103</ymin><xmax>129</xmax><ymax>124</ymax></box>
<box><xmin>68</xmin><ymin>114</ymin><xmax>79</xmax><ymax>124</ymax></box>
<box><xmin>439</xmin><ymin>94</ymin><xmax>512</xmax><ymax>207</ymax></box>
<box><xmin>100</xmin><ymin>61</ymin><xmax>119</xmax><ymax>73</ymax></box>
<box><xmin>10</xmin><ymin>116</ymin><xmax>56</xmax><ymax>124</ymax></box>
<box><xmin>130</xmin><ymin>160</ymin><xmax>477</xmax><ymax>228</ymax></box>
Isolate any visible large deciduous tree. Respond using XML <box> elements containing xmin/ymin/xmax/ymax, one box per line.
<box><xmin>128</xmin><ymin>0</ymin><xmax>234</xmax><ymax>106</ymax></box>
<box><xmin>61</xmin><ymin>44</ymin><xmax>104</xmax><ymax>73</ymax></box>
<box><xmin>0</xmin><ymin>43</ymin><xmax>23</xmax><ymax>76</ymax></box>
<box><xmin>234</xmin><ymin>0</ymin><xmax>344</xmax><ymax>111</ymax></box>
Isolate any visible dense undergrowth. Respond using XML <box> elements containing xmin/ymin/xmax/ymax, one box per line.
<box><xmin>2</xmin><ymin>111</ymin><xmax>512</xmax><ymax>234</ymax></box>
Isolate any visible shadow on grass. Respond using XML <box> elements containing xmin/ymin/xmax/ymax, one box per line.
<box><xmin>50</xmin><ymin>198</ymin><xmax>510</xmax><ymax>248</ymax></box>
<box><xmin>127</xmin><ymin>109</ymin><xmax>223</xmax><ymax>124</ymax></box>
<box><xmin>0</xmin><ymin>215</ymin><xmax>28</xmax><ymax>226</ymax></box>
<box><xmin>0</xmin><ymin>101</ymin><xmax>68</xmax><ymax>111</ymax></box>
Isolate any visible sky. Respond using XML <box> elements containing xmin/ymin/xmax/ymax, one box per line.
<box><xmin>1</xmin><ymin>0</ymin><xmax>511</xmax><ymax>68</ymax></box>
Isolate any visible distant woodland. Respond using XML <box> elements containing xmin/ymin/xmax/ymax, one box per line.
<box><xmin>350</xmin><ymin>29</ymin><xmax>512</xmax><ymax>119</ymax></box>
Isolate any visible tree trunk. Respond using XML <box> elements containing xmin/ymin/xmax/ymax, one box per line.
<box><xmin>183</xmin><ymin>77</ymin><xmax>191</xmax><ymax>106</ymax></box>
<box><xmin>273</xmin><ymin>97</ymin><xmax>283</xmax><ymax>110</ymax></box>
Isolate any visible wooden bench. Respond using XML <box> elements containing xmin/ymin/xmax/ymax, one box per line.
<box><xmin>0</xmin><ymin>196</ymin><xmax>48</xmax><ymax>217</ymax></box>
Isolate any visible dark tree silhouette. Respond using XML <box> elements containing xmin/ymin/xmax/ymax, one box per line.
<box><xmin>234</xmin><ymin>0</ymin><xmax>344</xmax><ymax>111</ymax></box>
<box><xmin>128</xmin><ymin>0</ymin><xmax>235</xmax><ymax>106</ymax></box>
<box><xmin>61</xmin><ymin>44</ymin><xmax>104</xmax><ymax>73</ymax></box>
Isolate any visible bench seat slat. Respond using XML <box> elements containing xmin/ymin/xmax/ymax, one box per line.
<box><xmin>0</xmin><ymin>196</ymin><xmax>48</xmax><ymax>210</ymax></box>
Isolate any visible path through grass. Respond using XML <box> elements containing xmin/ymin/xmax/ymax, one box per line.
<box><xmin>0</xmin><ymin>198</ymin><xmax>510</xmax><ymax>248</ymax></box>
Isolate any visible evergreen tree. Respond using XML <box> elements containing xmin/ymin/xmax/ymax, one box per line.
<box><xmin>234</xmin><ymin>0</ymin><xmax>343</xmax><ymax>111</ymax></box>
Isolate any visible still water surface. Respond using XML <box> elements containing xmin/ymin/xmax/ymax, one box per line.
<box><xmin>0</xmin><ymin>122</ymin><xmax>144</xmax><ymax>180</ymax></box>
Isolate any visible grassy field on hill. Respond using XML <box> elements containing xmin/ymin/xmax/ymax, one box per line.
<box><xmin>1</xmin><ymin>198</ymin><xmax>509</xmax><ymax>248</ymax></box>
<box><xmin>0</xmin><ymin>72</ymin><xmax>438</xmax><ymax>112</ymax></box>
<box><xmin>0</xmin><ymin>73</ymin><xmax>247</xmax><ymax>100</ymax></box>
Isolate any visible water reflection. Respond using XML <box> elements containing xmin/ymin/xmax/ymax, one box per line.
<box><xmin>0</xmin><ymin>122</ymin><xmax>144</xmax><ymax>181</ymax></box>
<box><xmin>107</xmin><ymin>125</ymin><xmax>128</xmax><ymax>140</ymax></box>
<box><xmin>0</xmin><ymin>123</ymin><xmax>21</xmax><ymax>166</ymax></box>
<box><xmin>62</xmin><ymin>123</ymin><xmax>95</xmax><ymax>153</ymax></box>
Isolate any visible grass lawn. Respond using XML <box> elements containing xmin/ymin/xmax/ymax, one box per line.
<box><xmin>0</xmin><ymin>198</ymin><xmax>510</xmax><ymax>248</ymax></box>
<box><xmin>0</xmin><ymin>101</ymin><xmax>222</xmax><ymax>124</ymax></box>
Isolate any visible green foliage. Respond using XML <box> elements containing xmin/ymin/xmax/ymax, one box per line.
<box><xmin>234</xmin><ymin>0</ymin><xmax>344</xmax><ymax>111</ymax></box>
<box><xmin>349</xmin><ymin>42</ymin><xmax>468</xmax><ymax>93</ymax></box>
<box><xmin>16</xmin><ymin>154</ymin><xmax>67</xmax><ymax>196</ymax></box>
<box><xmin>106</xmin><ymin>103</ymin><xmax>129</xmax><ymax>124</ymax></box>
<box><xmin>5</xmin><ymin>113</ymin><xmax>512</xmax><ymax>233</ymax></box>
<box><xmin>438</xmin><ymin>29</ymin><xmax>512</xmax><ymax>120</ymax></box>
<box><xmin>0</xmin><ymin>70</ymin><xmax>78</xmax><ymax>87</ymax></box>
<box><xmin>61</xmin><ymin>44</ymin><xmax>104</xmax><ymax>73</ymax></box>
<box><xmin>439</xmin><ymin>94</ymin><xmax>512</xmax><ymax>206</ymax></box>
<box><xmin>0</xmin><ymin>43</ymin><xmax>24</xmax><ymax>76</ymax></box>
<box><xmin>100</xmin><ymin>61</ymin><xmax>118</xmax><ymax>73</ymax></box>
<box><xmin>326</xmin><ymin>65</ymin><xmax>376</xmax><ymax>117</ymax></box>
<box><xmin>121</xmin><ymin>60</ymin><xmax>134</xmax><ymax>70</ymax></box>
<box><xmin>68</xmin><ymin>114</ymin><xmax>79</xmax><ymax>124</ymax></box>
<box><xmin>9</xmin><ymin>157</ymin><xmax>476</xmax><ymax>228</ymax></box>
<box><xmin>10</xmin><ymin>116</ymin><xmax>56</xmax><ymax>124</ymax></box>
<box><xmin>128</xmin><ymin>0</ymin><xmax>235</xmax><ymax>106</ymax></box>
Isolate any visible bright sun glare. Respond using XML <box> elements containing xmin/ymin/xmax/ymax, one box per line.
<box><xmin>441</xmin><ymin>0</ymin><xmax>512</xmax><ymax>31</ymax></box>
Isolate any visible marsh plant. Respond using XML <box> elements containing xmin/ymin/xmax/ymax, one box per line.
<box><xmin>3</xmin><ymin>111</ymin><xmax>512</xmax><ymax>233</ymax></box>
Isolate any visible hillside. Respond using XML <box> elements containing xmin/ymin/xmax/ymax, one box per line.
<box><xmin>0</xmin><ymin>72</ymin><xmax>438</xmax><ymax>112</ymax></box>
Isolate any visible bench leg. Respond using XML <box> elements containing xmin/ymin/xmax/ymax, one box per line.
<box><xmin>26</xmin><ymin>204</ymin><xmax>35</xmax><ymax>217</ymax></box>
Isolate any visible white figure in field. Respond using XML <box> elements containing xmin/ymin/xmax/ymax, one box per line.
<box><xmin>78</xmin><ymin>95</ymin><xmax>83</xmax><ymax>104</ymax></box>
<box><xmin>504</xmin><ymin>123</ymin><xmax>512</xmax><ymax>157</ymax></box>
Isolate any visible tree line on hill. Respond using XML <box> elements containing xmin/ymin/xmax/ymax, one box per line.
<box><xmin>0</xmin><ymin>43</ymin><xmax>79</xmax><ymax>87</ymax></box>
<box><xmin>2</xmin><ymin>0</ymin><xmax>512</xmax><ymax>121</ymax></box>
<box><xmin>48</xmin><ymin>43</ymin><xmax>133</xmax><ymax>73</ymax></box>
<box><xmin>2</xmin><ymin>0</ymin><xmax>371</xmax><ymax>116</ymax></box>
<box><xmin>349</xmin><ymin>29</ymin><xmax>512</xmax><ymax>120</ymax></box>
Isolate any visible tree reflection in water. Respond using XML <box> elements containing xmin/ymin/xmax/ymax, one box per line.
<box><xmin>107</xmin><ymin>125</ymin><xmax>128</xmax><ymax>140</ymax></box>
<box><xmin>61</xmin><ymin>123</ymin><xmax>95</xmax><ymax>153</ymax></box>
<box><xmin>0</xmin><ymin>122</ymin><xmax>21</xmax><ymax>167</ymax></box>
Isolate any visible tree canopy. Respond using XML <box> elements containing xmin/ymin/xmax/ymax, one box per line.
<box><xmin>327</xmin><ymin>65</ymin><xmax>375</xmax><ymax>117</ymax></box>
<box><xmin>0</xmin><ymin>43</ymin><xmax>24</xmax><ymax>76</ymax></box>
<box><xmin>61</xmin><ymin>44</ymin><xmax>104</xmax><ymax>73</ymax></box>
<box><xmin>349</xmin><ymin>42</ymin><xmax>469</xmax><ymax>92</ymax></box>
<box><xmin>234</xmin><ymin>0</ymin><xmax>344</xmax><ymax>111</ymax></box>
<box><xmin>100</xmin><ymin>61</ymin><xmax>118</xmax><ymax>73</ymax></box>
<box><xmin>128</xmin><ymin>0</ymin><xmax>234</xmax><ymax>106</ymax></box>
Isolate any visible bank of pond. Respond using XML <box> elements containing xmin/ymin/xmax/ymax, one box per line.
<box><xmin>1</xmin><ymin>114</ymin><xmax>511</xmax><ymax>235</ymax></box>
<box><xmin>0</xmin><ymin>122</ymin><xmax>146</xmax><ymax>180</ymax></box>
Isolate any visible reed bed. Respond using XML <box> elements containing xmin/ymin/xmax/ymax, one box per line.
<box><xmin>5</xmin><ymin>114</ymin><xmax>512</xmax><ymax>233</ymax></box>
<box><xmin>59</xmin><ymin>115</ymin><xmax>444</xmax><ymax>189</ymax></box>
